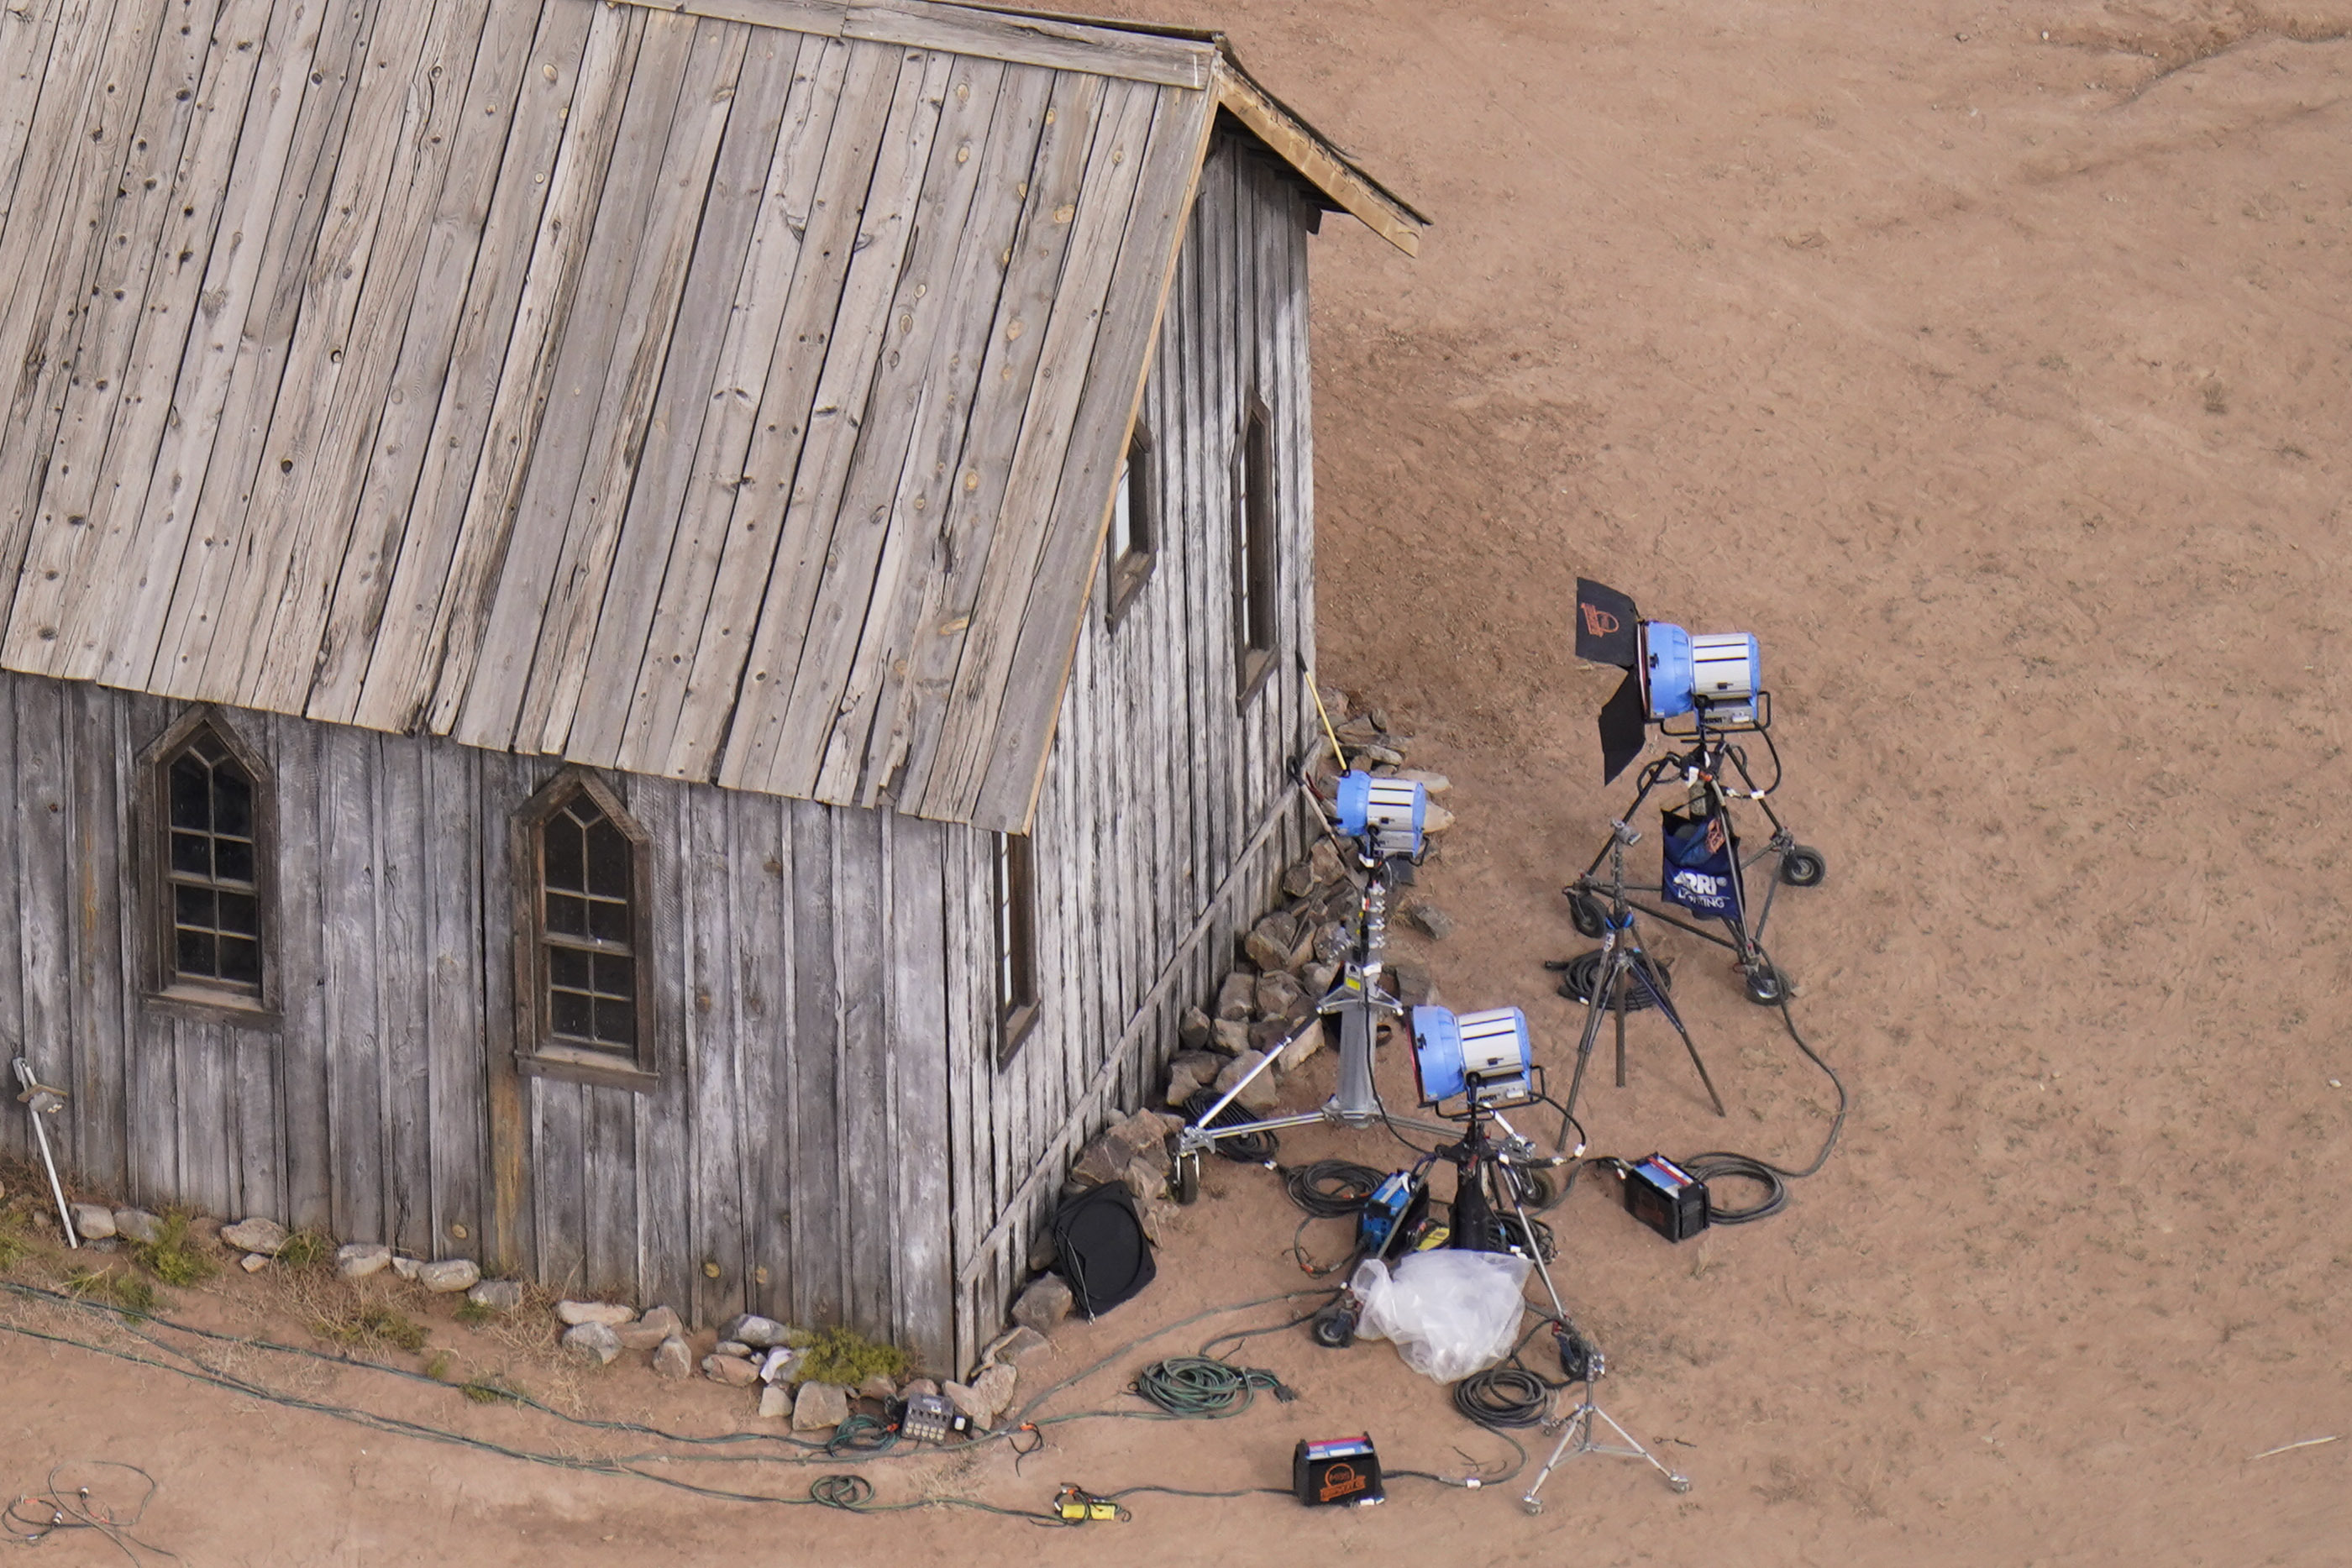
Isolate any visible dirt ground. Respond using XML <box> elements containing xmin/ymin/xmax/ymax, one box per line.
<box><xmin>8</xmin><ymin>0</ymin><xmax>2352</xmax><ymax>1561</ymax></box>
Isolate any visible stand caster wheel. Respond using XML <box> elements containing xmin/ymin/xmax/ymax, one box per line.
<box><xmin>1743</xmin><ymin>965</ymin><xmax>1788</xmax><ymax>1006</ymax></box>
<box><xmin>1521</xmin><ymin>1497</ymin><xmax>1544</xmax><ymax>1517</ymax></box>
<box><xmin>1667</xmin><ymin>1475</ymin><xmax>1692</xmax><ymax>1494</ymax></box>
<box><xmin>1778</xmin><ymin>846</ymin><xmax>1825</xmax><ymax>888</ymax></box>
<box><xmin>1310</xmin><ymin>1305</ymin><xmax>1357</xmax><ymax>1349</ymax></box>
<box><xmin>1172</xmin><ymin>1151</ymin><xmax>1201</xmax><ymax>1206</ymax></box>
<box><xmin>1566</xmin><ymin>889</ymin><xmax>1605</xmax><ymax>938</ymax></box>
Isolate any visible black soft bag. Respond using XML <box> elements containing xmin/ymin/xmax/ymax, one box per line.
<box><xmin>1049</xmin><ymin>1183</ymin><xmax>1157</xmax><ymax>1318</ymax></box>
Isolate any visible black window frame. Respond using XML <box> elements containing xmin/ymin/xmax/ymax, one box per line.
<box><xmin>1233</xmin><ymin>395</ymin><xmax>1278</xmax><ymax>702</ymax></box>
<box><xmin>139</xmin><ymin>708</ymin><xmax>278</xmax><ymax>1025</ymax></box>
<box><xmin>1105</xmin><ymin>422</ymin><xmax>1158</xmax><ymax>626</ymax></box>
<box><xmin>993</xmin><ymin>831</ymin><xmax>1039</xmax><ymax>1065</ymax></box>
<box><xmin>512</xmin><ymin>768</ymin><xmax>657</xmax><ymax>1092</ymax></box>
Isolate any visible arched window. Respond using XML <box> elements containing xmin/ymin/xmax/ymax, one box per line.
<box><xmin>514</xmin><ymin>771</ymin><xmax>654</xmax><ymax>1087</ymax></box>
<box><xmin>143</xmin><ymin>709</ymin><xmax>273</xmax><ymax>1015</ymax></box>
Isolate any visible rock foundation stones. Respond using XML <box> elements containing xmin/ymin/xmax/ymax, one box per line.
<box><xmin>466</xmin><ymin>1278</ymin><xmax>525</xmax><ymax>1312</ymax></box>
<box><xmin>221</xmin><ymin>1217</ymin><xmax>289</xmax><ymax>1256</ymax></box>
<box><xmin>616</xmin><ymin>1305</ymin><xmax>680</xmax><ymax>1350</ymax></box>
<box><xmin>417</xmin><ymin>1258</ymin><xmax>480</xmax><ymax>1293</ymax></box>
<box><xmin>562</xmin><ymin>1322</ymin><xmax>622</xmax><ymax>1365</ymax></box>
<box><xmin>557</xmin><ymin>1299</ymin><xmax>635</xmax><ymax>1327</ymax></box>
<box><xmin>1011</xmin><ymin>1274</ymin><xmax>1073</xmax><ymax>1335</ymax></box>
<box><xmin>792</xmin><ymin>1382</ymin><xmax>850</xmax><ymax>1431</ymax></box>
<box><xmin>722</xmin><ymin>1314</ymin><xmax>793</xmax><ymax>1349</ymax></box>
<box><xmin>337</xmin><ymin>1243</ymin><xmax>393</xmax><ymax>1280</ymax></box>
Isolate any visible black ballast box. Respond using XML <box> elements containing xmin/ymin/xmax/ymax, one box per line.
<box><xmin>1623</xmin><ymin>1153</ymin><xmax>1710</xmax><ymax>1241</ymax></box>
<box><xmin>1293</xmin><ymin>1435</ymin><xmax>1385</xmax><ymax>1508</ymax></box>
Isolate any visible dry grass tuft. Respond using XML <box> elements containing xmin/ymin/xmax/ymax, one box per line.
<box><xmin>312</xmin><ymin>1300</ymin><xmax>430</xmax><ymax>1355</ymax></box>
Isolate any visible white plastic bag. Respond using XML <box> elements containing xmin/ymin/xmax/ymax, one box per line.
<box><xmin>1349</xmin><ymin>1250</ymin><xmax>1531</xmax><ymax>1383</ymax></box>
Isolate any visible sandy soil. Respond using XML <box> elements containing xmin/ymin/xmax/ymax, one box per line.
<box><xmin>8</xmin><ymin>0</ymin><xmax>2352</xmax><ymax>1561</ymax></box>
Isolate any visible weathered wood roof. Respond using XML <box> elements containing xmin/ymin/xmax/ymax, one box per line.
<box><xmin>0</xmin><ymin>0</ymin><xmax>1418</xmax><ymax>831</ymax></box>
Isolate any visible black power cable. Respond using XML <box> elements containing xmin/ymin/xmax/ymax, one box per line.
<box><xmin>1677</xmin><ymin>991</ymin><xmax>1846</xmax><ymax>1224</ymax></box>
<box><xmin>1554</xmin><ymin>948</ymin><xmax>1668</xmax><ymax>1010</ymax></box>
<box><xmin>1452</xmin><ymin>1367</ymin><xmax>1550</xmax><ymax>1431</ymax></box>
<box><xmin>1279</xmin><ymin>1160</ymin><xmax>1383</xmax><ymax>1217</ymax></box>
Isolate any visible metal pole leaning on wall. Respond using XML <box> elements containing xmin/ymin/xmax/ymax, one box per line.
<box><xmin>13</xmin><ymin>1057</ymin><xmax>80</xmax><ymax>1248</ymax></box>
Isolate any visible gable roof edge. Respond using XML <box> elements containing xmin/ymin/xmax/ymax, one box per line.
<box><xmin>1210</xmin><ymin>57</ymin><xmax>1425</xmax><ymax>256</ymax></box>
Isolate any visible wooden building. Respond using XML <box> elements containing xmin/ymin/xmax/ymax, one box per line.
<box><xmin>0</xmin><ymin>0</ymin><xmax>1420</xmax><ymax>1369</ymax></box>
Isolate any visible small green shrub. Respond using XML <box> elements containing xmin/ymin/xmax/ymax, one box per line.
<box><xmin>795</xmin><ymin>1325</ymin><xmax>909</xmax><ymax>1387</ymax></box>
<box><xmin>453</xmin><ymin>1298</ymin><xmax>495</xmax><ymax>1329</ymax></box>
<box><xmin>313</xmin><ymin>1302</ymin><xmax>429</xmax><ymax>1354</ymax></box>
<box><xmin>133</xmin><ymin>1212</ymin><xmax>218</xmax><ymax>1287</ymax></box>
<box><xmin>66</xmin><ymin>1266</ymin><xmax>160</xmax><ymax>1317</ymax></box>
<box><xmin>423</xmin><ymin>1350</ymin><xmax>455</xmax><ymax>1382</ymax></box>
<box><xmin>276</xmin><ymin>1230</ymin><xmax>332</xmax><ymax>1270</ymax></box>
<box><xmin>460</xmin><ymin>1374</ymin><xmax>528</xmax><ymax>1405</ymax></box>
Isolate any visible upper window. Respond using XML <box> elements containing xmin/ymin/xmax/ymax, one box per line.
<box><xmin>144</xmin><ymin>711</ymin><xmax>273</xmax><ymax>1016</ymax></box>
<box><xmin>1106</xmin><ymin>425</ymin><xmax>1156</xmax><ymax>623</ymax></box>
<box><xmin>515</xmin><ymin>771</ymin><xmax>654</xmax><ymax>1088</ymax></box>
<box><xmin>1234</xmin><ymin>400</ymin><xmax>1277</xmax><ymax>699</ymax></box>
<box><xmin>994</xmin><ymin>832</ymin><xmax>1039</xmax><ymax>1064</ymax></box>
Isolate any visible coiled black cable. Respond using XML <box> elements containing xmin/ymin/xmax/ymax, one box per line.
<box><xmin>1555</xmin><ymin>948</ymin><xmax>1669</xmax><ymax>1010</ymax></box>
<box><xmin>1676</xmin><ymin>1152</ymin><xmax>1788</xmax><ymax>1223</ymax></box>
<box><xmin>1180</xmin><ymin>1089</ymin><xmax>1279</xmax><ymax>1163</ymax></box>
<box><xmin>1279</xmin><ymin>1160</ymin><xmax>1383</xmax><ymax>1217</ymax></box>
<box><xmin>1452</xmin><ymin>1366</ymin><xmax>1551</xmax><ymax>1430</ymax></box>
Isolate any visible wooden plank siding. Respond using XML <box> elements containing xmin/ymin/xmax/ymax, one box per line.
<box><xmin>0</xmin><ymin>97</ymin><xmax>1320</xmax><ymax>1377</ymax></box>
<box><xmin>0</xmin><ymin>0</ymin><xmax>1383</xmax><ymax>836</ymax></box>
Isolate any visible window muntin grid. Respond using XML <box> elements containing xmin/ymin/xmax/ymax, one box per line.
<box><xmin>165</xmin><ymin>732</ymin><xmax>261</xmax><ymax>991</ymax></box>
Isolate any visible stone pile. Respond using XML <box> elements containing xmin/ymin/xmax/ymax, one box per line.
<box><xmin>557</xmin><ymin>1299</ymin><xmax>688</xmax><ymax>1372</ymax></box>
<box><xmin>1159</xmin><ymin>697</ymin><xmax>1453</xmax><ymax>1118</ymax></box>
<box><xmin>693</xmin><ymin>1314</ymin><xmax>945</xmax><ymax>1433</ymax></box>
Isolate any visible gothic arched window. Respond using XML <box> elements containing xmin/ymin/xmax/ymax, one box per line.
<box><xmin>144</xmin><ymin>710</ymin><xmax>273</xmax><ymax>1015</ymax></box>
<box><xmin>514</xmin><ymin>770</ymin><xmax>654</xmax><ymax>1088</ymax></box>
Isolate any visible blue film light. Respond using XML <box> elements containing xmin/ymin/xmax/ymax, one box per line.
<box><xmin>1410</xmin><ymin>1004</ymin><xmax>1534</xmax><ymax>1107</ymax></box>
<box><xmin>1334</xmin><ymin>770</ymin><xmax>1425</xmax><ymax>857</ymax></box>
<box><xmin>1642</xmin><ymin>625</ymin><xmax>1761</xmax><ymax>724</ymax></box>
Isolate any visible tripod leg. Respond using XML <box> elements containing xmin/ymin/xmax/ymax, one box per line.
<box><xmin>1626</xmin><ymin>952</ymin><xmax>1727</xmax><ymax>1117</ymax></box>
<box><xmin>1519</xmin><ymin>1401</ymin><xmax>1588</xmax><ymax>1515</ymax></box>
<box><xmin>1612</xmin><ymin>957</ymin><xmax>1629</xmax><ymax>1089</ymax></box>
<box><xmin>1586</xmin><ymin>1402</ymin><xmax>1692</xmax><ymax>1492</ymax></box>
<box><xmin>1556</xmin><ymin>947</ymin><xmax>1620</xmax><ymax>1148</ymax></box>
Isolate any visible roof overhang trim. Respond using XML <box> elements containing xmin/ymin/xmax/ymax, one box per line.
<box><xmin>615</xmin><ymin>0</ymin><xmax>1424</xmax><ymax>252</ymax></box>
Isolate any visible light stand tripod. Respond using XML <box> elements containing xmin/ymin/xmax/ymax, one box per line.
<box><xmin>1520</xmin><ymin>1335</ymin><xmax>1690</xmax><ymax>1512</ymax></box>
<box><xmin>1565</xmin><ymin>719</ymin><xmax>1822</xmax><ymax>1006</ymax></box>
<box><xmin>1551</xmin><ymin>821</ymin><xmax>1726</xmax><ymax>1143</ymax></box>
<box><xmin>1170</xmin><ymin>804</ymin><xmax>1454</xmax><ymax>1201</ymax></box>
